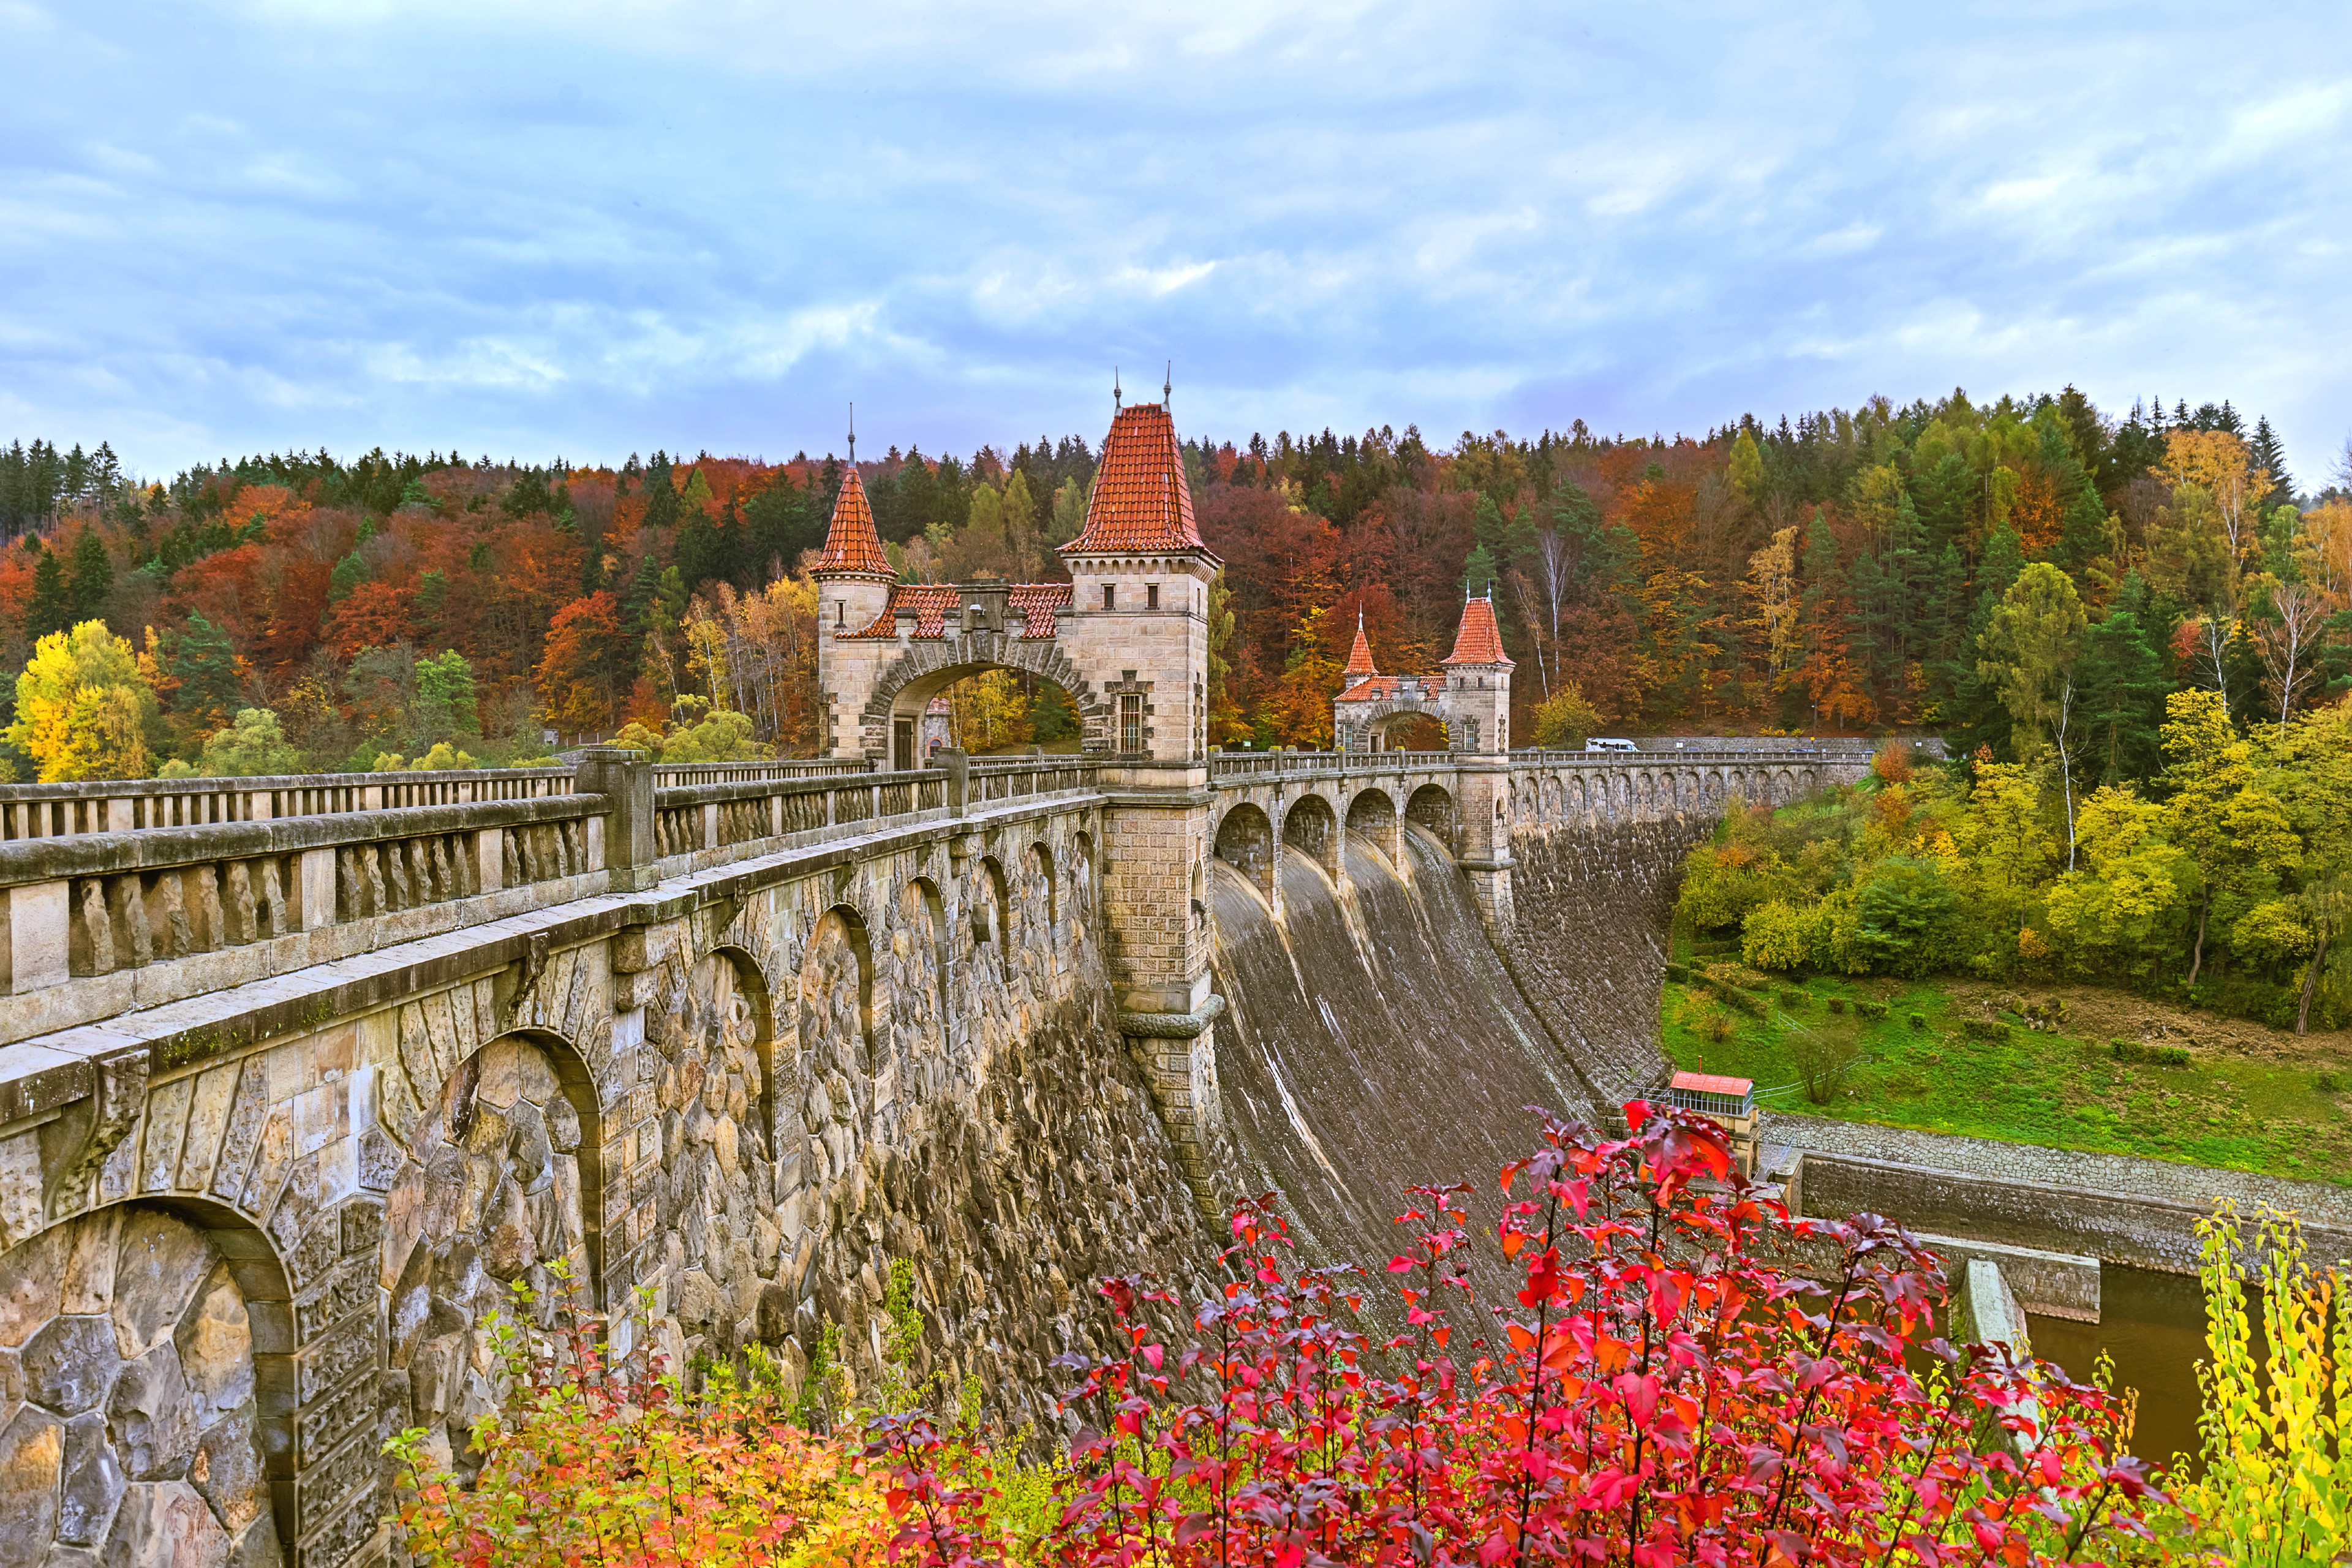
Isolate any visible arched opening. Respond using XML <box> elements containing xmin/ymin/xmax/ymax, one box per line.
<box><xmin>891</xmin><ymin>878</ymin><xmax>951</xmax><ymax>1065</ymax></box>
<box><xmin>1404</xmin><ymin>784</ymin><xmax>1457</xmax><ymax>849</ymax></box>
<box><xmin>387</xmin><ymin>1028</ymin><xmax>605</xmax><ymax>1472</ymax></box>
<box><xmin>800</xmin><ymin>905</ymin><xmax>875</xmax><ymax>1074</ymax></box>
<box><xmin>1280</xmin><ymin>794</ymin><xmax>1338</xmax><ymax>878</ymax></box>
<box><xmin>877</xmin><ymin>650</ymin><xmax>1096</xmax><ymax>769</ymax></box>
<box><xmin>1366</xmin><ymin>710</ymin><xmax>1448</xmax><ymax>753</ymax></box>
<box><xmin>1030</xmin><ymin>843</ymin><xmax>1058</xmax><ymax>931</ymax></box>
<box><xmin>1213</xmin><ymin>802</ymin><xmax>1275</xmax><ymax>883</ymax></box>
<box><xmin>0</xmin><ymin>1200</ymin><xmax>293</xmax><ymax>1564</ymax></box>
<box><xmin>970</xmin><ymin>857</ymin><xmax>1012</xmax><ymax>960</ymax></box>
<box><xmin>1345</xmin><ymin>786</ymin><xmax>1398</xmax><ymax>851</ymax></box>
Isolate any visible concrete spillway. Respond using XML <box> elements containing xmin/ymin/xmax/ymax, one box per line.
<box><xmin>1204</xmin><ymin>826</ymin><xmax>1603</xmax><ymax>1278</ymax></box>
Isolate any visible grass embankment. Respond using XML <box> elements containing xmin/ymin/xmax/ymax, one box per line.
<box><xmin>1660</xmin><ymin>962</ymin><xmax>2352</xmax><ymax>1185</ymax></box>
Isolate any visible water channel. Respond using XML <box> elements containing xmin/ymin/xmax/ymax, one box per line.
<box><xmin>2026</xmin><ymin>1266</ymin><xmax>2211</xmax><ymax>1473</ymax></box>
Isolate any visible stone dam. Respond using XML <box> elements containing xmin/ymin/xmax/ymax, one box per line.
<box><xmin>0</xmin><ymin>741</ymin><xmax>1861</xmax><ymax>1566</ymax></box>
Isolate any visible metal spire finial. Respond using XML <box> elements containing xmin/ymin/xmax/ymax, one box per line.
<box><xmin>847</xmin><ymin>402</ymin><xmax>856</xmax><ymax>465</ymax></box>
<box><xmin>1114</xmin><ymin>368</ymin><xmax>1122</xmax><ymax>412</ymax></box>
<box><xmin>1164</xmin><ymin>360</ymin><xmax>1172</xmax><ymax>410</ymax></box>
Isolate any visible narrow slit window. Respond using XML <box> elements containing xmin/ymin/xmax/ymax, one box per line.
<box><xmin>1147</xmin><ymin>583</ymin><xmax>1159</xmax><ymax>609</ymax></box>
<box><xmin>1102</xmin><ymin>584</ymin><xmax>1115</xmax><ymax>609</ymax></box>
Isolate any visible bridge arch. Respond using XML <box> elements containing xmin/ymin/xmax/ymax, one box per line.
<box><xmin>1404</xmin><ymin>783</ymin><xmax>1457</xmax><ymax>850</ymax></box>
<box><xmin>0</xmin><ymin>1197</ymin><xmax>297</xmax><ymax>1564</ymax></box>
<box><xmin>1344</xmin><ymin>786</ymin><xmax>1400</xmax><ymax>866</ymax></box>
<box><xmin>889</xmin><ymin>878</ymin><xmax>951</xmax><ymax>1070</ymax></box>
<box><xmin>1213</xmin><ymin>802</ymin><xmax>1276</xmax><ymax>902</ymax></box>
<box><xmin>387</xmin><ymin>1022</ymin><xmax>608</xmax><ymax>1481</ymax></box>
<box><xmin>799</xmin><ymin>903</ymin><xmax>875</xmax><ymax>1072</ymax></box>
<box><xmin>1281</xmin><ymin>793</ymin><xmax>1339</xmax><ymax>879</ymax></box>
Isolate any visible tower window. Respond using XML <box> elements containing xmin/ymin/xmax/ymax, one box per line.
<box><xmin>1103</xmin><ymin>584</ymin><xmax>1115</xmax><ymax>610</ymax></box>
<box><xmin>1147</xmin><ymin>584</ymin><xmax>1159</xmax><ymax>609</ymax></box>
<box><xmin>1120</xmin><ymin>693</ymin><xmax>1143</xmax><ymax>752</ymax></box>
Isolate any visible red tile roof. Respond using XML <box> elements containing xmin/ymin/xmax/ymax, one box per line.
<box><xmin>1007</xmin><ymin>582</ymin><xmax>1073</xmax><ymax>638</ymax></box>
<box><xmin>1670</xmin><ymin>1070</ymin><xmax>1754</xmax><ymax>1098</ymax></box>
<box><xmin>1336</xmin><ymin>675</ymin><xmax>1424</xmax><ymax>704</ymax></box>
<box><xmin>1061</xmin><ymin>402</ymin><xmax>1209</xmax><ymax>556</ymax></box>
<box><xmin>1343</xmin><ymin>616</ymin><xmax>1379</xmax><ymax>679</ymax></box>
<box><xmin>840</xmin><ymin>582</ymin><xmax>1074</xmax><ymax>641</ymax></box>
<box><xmin>1439</xmin><ymin>595</ymin><xmax>1513</xmax><ymax>667</ymax></box>
<box><xmin>812</xmin><ymin>467</ymin><xmax>895</xmax><ymax>577</ymax></box>
<box><xmin>844</xmin><ymin>584</ymin><xmax>958</xmax><ymax>639</ymax></box>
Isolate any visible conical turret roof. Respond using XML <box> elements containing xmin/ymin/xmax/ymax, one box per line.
<box><xmin>1342</xmin><ymin>610</ymin><xmax>1379</xmax><ymax>679</ymax></box>
<box><xmin>812</xmin><ymin>466</ymin><xmax>895</xmax><ymax>578</ymax></box>
<box><xmin>1439</xmin><ymin>594</ymin><xmax>1513</xmax><ymax>667</ymax></box>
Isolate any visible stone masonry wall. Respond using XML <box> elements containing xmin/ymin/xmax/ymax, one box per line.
<box><xmin>0</xmin><ymin>794</ymin><xmax>1218</xmax><ymax>1567</ymax></box>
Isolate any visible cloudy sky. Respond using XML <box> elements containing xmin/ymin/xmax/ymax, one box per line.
<box><xmin>4</xmin><ymin>1</ymin><xmax>2348</xmax><ymax>486</ymax></box>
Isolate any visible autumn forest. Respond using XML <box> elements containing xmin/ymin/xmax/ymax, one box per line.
<box><xmin>0</xmin><ymin>386</ymin><xmax>2341</xmax><ymax>788</ymax></box>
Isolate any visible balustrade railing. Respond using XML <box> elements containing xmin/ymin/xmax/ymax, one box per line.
<box><xmin>1208</xmin><ymin>744</ymin><xmax>1875</xmax><ymax>782</ymax></box>
<box><xmin>0</xmin><ymin>794</ymin><xmax>601</xmax><ymax>993</ymax></box>
<box><xmin>0</xmin><ymin>768</ymin><xmax>575</xmax><ymax>843</ymax></box>
<box><xmin>647</xmin><ymin>758</ymin><xmax>1099</xmax><ymax>859</ymax></box>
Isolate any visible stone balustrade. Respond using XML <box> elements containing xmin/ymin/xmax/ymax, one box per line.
<box><xmin>0</xmin><ymin>795</ymin><xmax>607</xmax><ymax>1003</ymax></box>
<box><xmin>0</xmin><ymin>767</ymin><xmax>577</xmax><ymax>842</ymax></box>
<box><xmin>647</xmin><ymin>757</ymin><xmax>1103</xmax><ymax>864</ymax></box>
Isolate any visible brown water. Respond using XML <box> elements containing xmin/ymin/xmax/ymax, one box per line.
<box><xmin>2026</xmin><ymin>1267</ymin><xmax>2211</xmax><ymax>1474</ymax></box>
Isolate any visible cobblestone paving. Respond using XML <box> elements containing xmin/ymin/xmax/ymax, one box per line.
<box><xmin>1762</xmin><ymin>1112</ymin><xmax>2352</xmax><ymax>1229</ymax></box>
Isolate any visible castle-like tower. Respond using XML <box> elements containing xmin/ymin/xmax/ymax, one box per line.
<box><xmin>1330</xmin><ymin>592</ymin><xmax>1513</xmax><ymax>754</ymax></box>
<box><xmin>810</xmin><ymin>399</ymin><xmax>1220</xmax><ymax>769</ymax></box>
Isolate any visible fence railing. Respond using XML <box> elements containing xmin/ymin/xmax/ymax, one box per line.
<box><xmin>0</xmin><ymin>768</ymin><xmax>576</xmax><ymax>843</ymax></box>
<box><xmin>647</xmin><ymin>758</ymin><xmax>1102</xmax><ymax>859</ymax></box>
<box><xmin>0</xmin><ymin>794</ymin><xmax>603</xmax><ymax>995</ymax></box>
<box><xmin>1207</xmin><ymin>745</ymin><xmax>1875</xmax><ymax>781</ymax></box>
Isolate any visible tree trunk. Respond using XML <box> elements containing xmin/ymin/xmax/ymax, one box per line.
<box><xmin>2187</xmin><ymin>899</ymin><xmax>2208</xmax><ymax>987</ymax></box>
<box><xmin>2297</xmin><ymin>929</ymin><xmax>2328</xmax><ymax>1036</ymax></box>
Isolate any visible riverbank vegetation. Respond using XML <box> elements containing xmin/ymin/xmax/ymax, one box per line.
<box><xmin>1659</xmin><ymin>967</ymin><xmax>2352</xmax><ymax>1183</ymax></box>
<box><xmin>1678</xmin><ymin>696</ymin><xmax>2352</xmax><ymax>1036</ymax></box>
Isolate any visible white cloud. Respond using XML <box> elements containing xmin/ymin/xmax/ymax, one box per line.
<box><xmin>0</xmin><ymin>1</ymin><xmax>2346</xmax><ymax>478</ymax></box>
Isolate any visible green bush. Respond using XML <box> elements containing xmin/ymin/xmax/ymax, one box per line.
<box><xmin>1908</xmin><ymin>1012</ymin><xmax>1927</xmax><ymax>1029</ymax></box>
<box><xmin>1779</xmin><ymin>989</ymin><xmax>1807</xmax><ymax>1009</ymax></box>
<box><xmin>2318</xmin><ymin>1069</ymin><xmax>2343</xmax><ymax>1093</ymax></box>
<box><xmin>2111</xmin><ymin>1038</ymin><xmax>2191</xmax><ymax>1067</ymax></box>
<box><xmin>1664</xmin><ymin>961</ymin><xmax>1689</xmax><ymax>984</ymax></box>
<box><xmin>1961</xmin><ymin>1018</ymin><xmax>2011</xmax><ymax>1042</ymax></box>
<box><xmin>1853</xmin><ymin>856</ymin><xmax>1961</xmax><ymax>977</ymax></box>
<box><xmin>1856</xmin><ymin>1000</ymin><xmax>1889</xmax><ymax>1019</ymax></box>
<box><xmin>1826</xmin><ymin>997</ymin><xmax>1847</xmax><ymax>1014</ymax></box>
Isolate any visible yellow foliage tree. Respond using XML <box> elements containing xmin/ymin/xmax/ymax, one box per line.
<box><xmin>2163</xmin><ymin>428</ymin><xmax>2274</xmax><ymax>562</ymax></box>
<box><xmin>5</xmin><ymin>620</ymin><xmax>157</xmax><ymax>782</ymax></box>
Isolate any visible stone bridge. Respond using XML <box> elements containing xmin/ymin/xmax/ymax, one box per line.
<box><xmin>0</xmin><ymin>736</ymin><xmax>1871</xmax><ymax>1567</ymax></box>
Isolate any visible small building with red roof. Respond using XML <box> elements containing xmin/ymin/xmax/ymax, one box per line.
<box><xmin>814</xmin><ymin>393</ymin><xmax>1220</xmax><ymax>769</ymax></box>
<box><xmin>1329</xmin><ymin>591</ymin><xmax>1517</xmax><ymax>755</ymax></box>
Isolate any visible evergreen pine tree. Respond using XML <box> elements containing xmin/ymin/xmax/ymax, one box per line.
<box><xmin>26</xmin><ymin>546</ymin><xmax>68</xmax><ymax>639</ymax></box>
<box><xmin>1942</xmin><ymin>522</ymin><xmax>2026</xmax><ymax>756</ymax></box>
<box><xmin>640</xmin><ymin>453</ymin><xmax>679</xmax><ymax>534</ymax></box>
<box><xmin>2075</xmin><ymin>573</ymin><xmax>2169</xmax><ymax>785</ymax></box>
<box><xmin>164</xmin><ymin>611</ymin><xmax>243</xmax><ymax>729</ymax></box>
<box><xmin>2250</xmin><ymin>416</ymin><xmax>2294</xmax><ymax>502</ymax></box>
<box><xmin>68</xmin><ymin>531</ymin><xmax>113</xmax><ymax>622</ymax></box>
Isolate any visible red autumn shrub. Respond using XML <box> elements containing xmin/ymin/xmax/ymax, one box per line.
<box><xmin>871</xmin><ymin>1102</ymin><xmax>2162</xmax><ymax>1566</ymax></box>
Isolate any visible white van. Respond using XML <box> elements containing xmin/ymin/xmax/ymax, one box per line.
<box><xmin>1584</xmin><ymin>737</ymin><xmax>1638</xmax><ymax>753</ymax></box>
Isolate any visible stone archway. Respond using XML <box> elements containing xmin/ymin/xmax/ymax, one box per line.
<box><xmin>0</xmin><ymin>1203</ymin><xmax>287</xmax><ymax>1567</ymax></box>
<box><xmin>1404</xmin><ymin>783</ymin><xmax>1457</xmax><ymax>850</ymax></box>
<box><xmin>860</xmin><ymin>636</ymin><xmax>1109</xmax><ymax>767</ymax></box>
<box><xmin>1346</xmin><ymin>786</ymin><xmax>1400</xmax><ymax>865</ymax></box>
<box><xmin>1214</xmin><ymin>802</ymin><xmax>1276</xmax><ymax>903</ymax></box>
